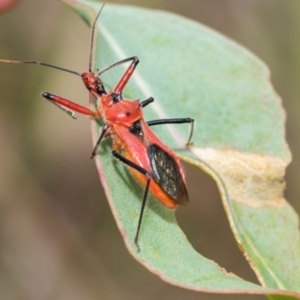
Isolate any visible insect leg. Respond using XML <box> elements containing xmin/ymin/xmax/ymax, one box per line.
<box><xmin>147</xmin><ymin>118</ymin><xmax>195</xmax><ymax>145</ymax></box>
<box><xmin>112</xmin><ymin>150</ymin><xmax>151</xmax><ymax>252</ymax></box>
<box><xmin>97</xmin><ymin>56</ymin><xmax>139</xmax><ymax>77</ymax></box>
<box><xmin>42</xmin><ymin>92</ymin><xmax>99</xmax><ymax>119</ymax></box>
<box><xmin>140</xmin><ymin>97</ymin><xmax>154</xmax><ymax>108</ymax></box>
<box><xmin>110</xmin><ymin>56</ymin><xmax>139</xmax><ymax>94</ymax></box>
<box><xmin>90</xmin><ymin>124</ymin><xmax>109</xmax><ymax>159</ymax></box>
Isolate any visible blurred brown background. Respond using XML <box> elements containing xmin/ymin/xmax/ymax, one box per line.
<box><xmin>0</xmin><ymin>1</ymin><xmax>299</xmax><ymax>299</ymax></box>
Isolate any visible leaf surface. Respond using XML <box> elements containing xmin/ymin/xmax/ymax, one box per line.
<box><xmin>63</xmin><ymin>1</ymin><xmax>300</xmax><ymax>298</ymax></box>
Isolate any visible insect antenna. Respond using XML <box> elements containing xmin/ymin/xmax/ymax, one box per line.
<box><xmin>0</xmin><ymin>59</ymin><xmax>81</xmax><ymax>76</ymax></box>
<box><xmin>89</xmin><ymin>3</ymin><xmax>106</xmax><ymax>73</ymax></box>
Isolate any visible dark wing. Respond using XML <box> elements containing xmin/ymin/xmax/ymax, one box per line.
<box><xmin>148</xmin><ymin>144</ymin><xmax>188</xmax><ymax>205</ymax></box>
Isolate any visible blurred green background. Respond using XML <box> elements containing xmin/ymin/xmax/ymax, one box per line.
<box><xmin>0</xmin><ymin>1</ymin><xmax>299</xmax><ymax>299</ymax></box>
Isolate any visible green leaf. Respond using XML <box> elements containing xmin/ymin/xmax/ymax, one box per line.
<box><xmin>63</xmin><ymin>0</ymin><xmax>300</xmax><ymax>298</ymax></box>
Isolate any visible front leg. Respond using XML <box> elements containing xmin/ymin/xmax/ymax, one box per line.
<box><xmin>42</xmin><ymin>92</ymin><xmax>100</xmax><ymax>119</ymax></box>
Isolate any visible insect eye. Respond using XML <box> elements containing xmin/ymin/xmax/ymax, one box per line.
<box><xmin>87</xmin><ymin>85</ymin><xmax>92</xmax><ymax>90</ymax></box>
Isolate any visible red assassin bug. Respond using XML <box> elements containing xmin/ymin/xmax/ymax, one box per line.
<box><xmin>0</xmin><ymin>5</ymin><xmax>194</xmax><ymax>250</ymax></box>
